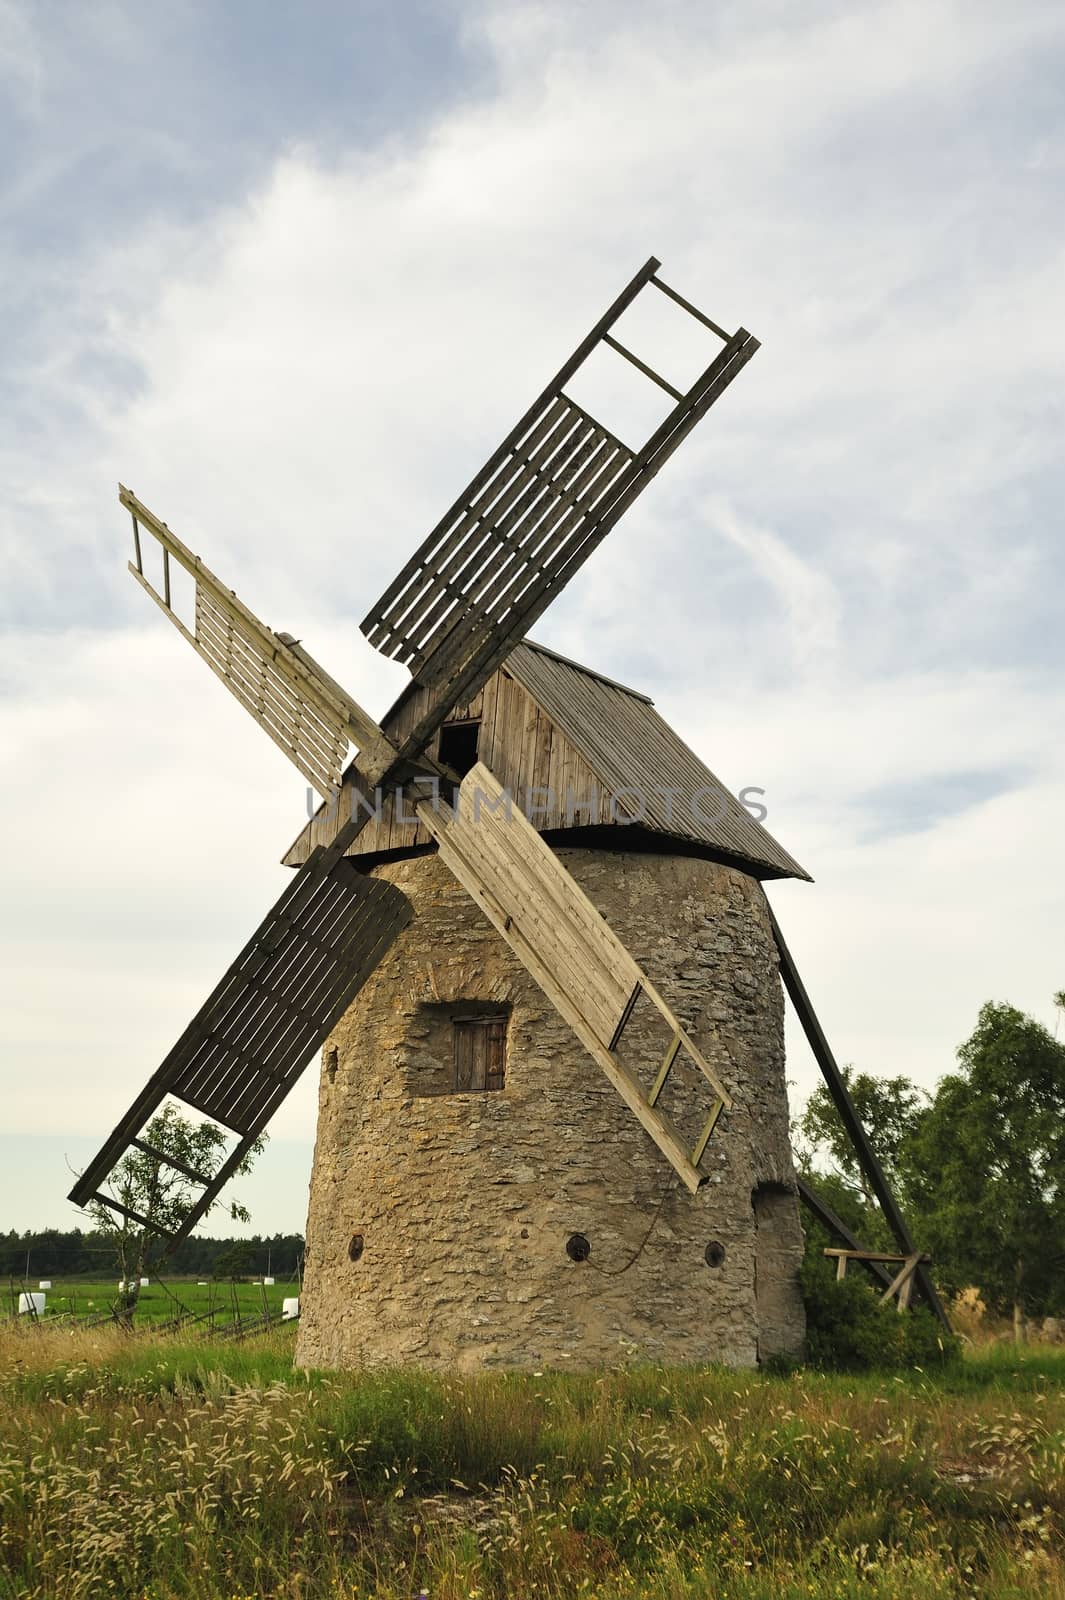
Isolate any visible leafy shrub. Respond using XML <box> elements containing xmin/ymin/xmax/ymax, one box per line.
<box><xmin>801</xmin><ymin>1249</ymin><xmax>961</xmax><ymax>1371</ymax></box>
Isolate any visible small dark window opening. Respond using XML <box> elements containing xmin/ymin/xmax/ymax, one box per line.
<box><xmin>453</xmin><ymin>1014</ymin><xmax>506</xmax><ymax>1092</ymax></box>
<box><xmin>438</xmin><ymin>719</ymin><xmax>481</xmax><ymax>787</ymax></box>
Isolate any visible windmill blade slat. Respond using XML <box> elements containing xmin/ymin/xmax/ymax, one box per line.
<box><xmin>418</xmin><ymin>764</ymin><xmax>733</xmax><ymax>1192</ymax></box>
<box><xmin>386</xmin><ymin>401</ymin><xmax>605</xmax><ymax>653</ymax></box>
<box><xmin>191</xmin><ymin>609</ymin><xmax>348</xmax><ymax>796</ymax></box>
<box><xmin>68</xmin><ymin>851</ymin><xmax>411</xmax><ymax>1246</ymax></box>
<box><xmin>186</xmin><ymin>902</ymin><xmax>382</xmax><ymax>1127</ymax></box>
<box><xmin>179</xmin><ymin>858</ymin><xmax>355</xmax><ymax>1061</ymax></box>
<box><xmin>411</xmin><ymin>410</ymin><xmax>629</xmax><ymax>674</ymax></box>
<box><xmin>121</xmin><ymin>486</ymin><xmax>397</xmax><ymax>797</ymax></box>
<box><xmin>170</xmin><ymin>868</ymin><xmax>382</xmax><ymax>1119</ymax></box>
<box><xmin>193</xmin><ymin>590</ymin><xmax>350</xmax><ymax>759</ymax></box>
<box><xmin>367</xmin><ymin>396</ymin><xmax>580</xmax><ymax>654</ymax></box>
<box><xmin>362</xmin><ymin>260</ymin><xmax>758</xmax><ymax>715</ymax></box>
<box><xmin>382</xmin><ymin>403</ymin><xmax>601</xmax><ymax>663</ymax></box>
<box><xmin>420</xmin><ymin>433</ymin><xmax>635</xmax><ymax>688</ymax></box>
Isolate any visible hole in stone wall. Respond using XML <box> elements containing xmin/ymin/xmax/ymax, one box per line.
<box><xmin>566</xmin><ymin>1232</ymin><xmax>591</xmax><ymax>1263</ymax></box>
<box><xmin>325</xmin><ymin>1046</ymin><xmax>339</xmax><ymax>1084</ymax></box>
<box><xmin>704</xmin><ymin>1240</ymin><xmax>726</xmax><ymax>1269</ymax></box>
<box><xmin>348</xmin><ymin>1233</ymin><xmax>365</xmax><ymax>1263</ymax></box>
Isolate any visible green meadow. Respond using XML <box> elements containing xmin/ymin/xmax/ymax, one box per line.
<box><xmin>1</xmin><ymin>1321</ymin><xmax>1062</xmax><ymax>1600</ymax></box>
<box><xmin>2</xmin><ymin>1277</ymin><xmax>299</xmax><ymax>1330</ymax></box>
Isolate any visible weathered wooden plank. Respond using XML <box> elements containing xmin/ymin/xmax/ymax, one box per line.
<box><xmin>453</xmin><ymin>797</ymin><xmax>629</xmax><ymax>1041</ymax></box>
<box><xmin>650</xmin><ymin>272</ymin><xmax>731</xmax><ymax>342</ymax></box>
<box><xmin>418</xmin><ymin>764</ymin><xmax>732</xmax><ymax>1190</ymax></box>
<box><xmin>485</xmin><ymin>1019</ymin><xmax>505</xmax><ymax>1090</ymax></box>
<box><xmin>602</xmin><ymin>331</ymin><xmax>684</xmax><ymax>401</ymax></box>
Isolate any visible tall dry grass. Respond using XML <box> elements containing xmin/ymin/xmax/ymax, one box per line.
<box><xmin>0</xmin><ymin>1320</ymin><xmax>1063</xmax><ymax>1599</ymax></box>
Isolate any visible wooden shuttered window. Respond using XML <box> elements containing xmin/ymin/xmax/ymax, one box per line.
<box><xmin>452</xmin><ymin>1017</ymin><xmax>506</xmax><ymax>1092</ymax></box>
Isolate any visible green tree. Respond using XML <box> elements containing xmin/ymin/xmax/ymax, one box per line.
<box><xmin>82</xmin><ymin>1105</ymin><xmax>265</xmax><ymax>1321</ymax></box>
<box><xmin>212</xmin><ymin>1242</ymin><xmax>256</xmax><ymax>1281</ymax></box>
<box><xmin>796</xmin><ymin>1068</ymin><xmax>921</xmax><ymax>1216</ymax></box>
<box><xmin>905</xmin><ymin>1000</ymin><xmax>1065</xmax><ymax>1339</ymax></box>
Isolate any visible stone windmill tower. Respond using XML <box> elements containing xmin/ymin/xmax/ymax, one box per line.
<box><xmin>71</xmin><ymin>256</ymin><xmax>949</xmax><ymax>1363</ymax></box>
<box><xmin>286</xmin><ymin>642</ymin><xmax>809</xmax><ymax>1369</ymax></box>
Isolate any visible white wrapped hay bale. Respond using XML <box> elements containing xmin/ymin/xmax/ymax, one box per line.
<box><xmin>18</xmin><ymin>1293</ymin><xmax>45</xmax><ymax>1315</ymax></box>
<box><xmin>38</xmin><ymin>1280</ymin><xmax>51</xmax><ymax>1290</ymax></box>
<box><xmin>281</xmin><ymin>1297</ymin><xmax>300</xmax><ymax>1320</ymax></box>
<box><xmin>263</xmin><ymin>1276</ymin><xmax>275</xmax><ymax>1285</ymax></box>
<box><xmin>139</xmin><ymin>1277</ymin><xmax>149</xmax><ymax>1287</ymax></box>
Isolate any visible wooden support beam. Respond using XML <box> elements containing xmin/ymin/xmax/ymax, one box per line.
<box><xmin>796</xmin><ymin>1177</ymin><xmax>895</xmax><ymax>1290</ymax></box>
<box><xmin>647</xmin><ymin>1031</ymin><xmax>682</xmax><ymax>1107</ymax></box>
<box><xmin>602</xmin><ymin>333</ymin><xmax>685</xmax><ymax>402</ymax></box>
<box><xmin>129</xmin><ymin>1138</ymin><xmax>214</xmax><ymax>1187</ymax></box>
<box><xmin>772</xmin><ymin>913</ymin><xmax>951</xmax><ymax>1331</ymax></box>
<box><xmin>880</xmin><ymin>1255</ymin><xmax>924</xmax><ymax>1312</ymax></box>
<box><xmin>608</xmin><ymin>982</ymin><xmax>642</xmax><ymax>1051</ymax></box>
<box><xmin>90</xmin><ymin>1192</ymin><xmax>176</xmax><ymax>1239</ymax></box>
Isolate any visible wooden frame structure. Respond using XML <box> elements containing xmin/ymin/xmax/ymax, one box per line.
<box><xmin>363</xmin><ymin>256</ymin><xmax>759</xmax><ymax>756</ymax></box>
<box><xmin>71</xmin><ymin>258</ymin><xmax>759</xmax><ymax>1250</ymax></box>
<box><xmin>825</xmin><ymin>1249</ymin><xmax>932</xmax><ymax>1312</ymax></box>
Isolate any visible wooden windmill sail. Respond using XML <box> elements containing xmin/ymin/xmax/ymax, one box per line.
<box><xmin>70</xmin><ymin>258</ymin><xmax>754</xmax><ymax>1239</ymax></box>
<box><xmin>68</xmin><ymin>256</ymin><xmax>947</xmax><ymax>1330</ymax></box>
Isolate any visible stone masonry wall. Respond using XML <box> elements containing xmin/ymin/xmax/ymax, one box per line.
<box><xmin>296</xmin><ymin>848</ymin><xmax>805</xmax><ymax>1372</ymax></box>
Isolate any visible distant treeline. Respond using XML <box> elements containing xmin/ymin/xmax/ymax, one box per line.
<box><xmin>0</xmin><ymin>1229</ymin><xmax>304</xmax><ymax>1280</ymax></box>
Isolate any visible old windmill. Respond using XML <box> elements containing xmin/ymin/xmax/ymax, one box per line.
<box><xmin>71</xmin><ymin>257</ymin><xmax>947</xmax><ymax>1367</ymax></box>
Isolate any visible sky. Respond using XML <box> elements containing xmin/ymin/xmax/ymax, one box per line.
<box><xmin>1</xmin><ymin>0</ymin><xmax>1063</xmax><ymax>1237</ymax></box>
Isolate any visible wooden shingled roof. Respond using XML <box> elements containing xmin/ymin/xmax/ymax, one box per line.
<box><xmin>283</xmin><ymin>639</ymin><xmax>809</xmax><ymax>882</ymax></box>
<box><xmin>505</xmin><ymin>642</ymin><xmax>809</xmax><ymax>881</ymax></box>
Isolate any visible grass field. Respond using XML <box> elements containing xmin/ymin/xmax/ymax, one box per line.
<box><xmin>0</xmin><ymin>1321</ymin><xmax>1062</xmax><ymax>1600</ymax></box>
<box><xmin>2</xmin><ymin>1276</ymin><xmax>301</xmax><ymax>1330</ymax></box>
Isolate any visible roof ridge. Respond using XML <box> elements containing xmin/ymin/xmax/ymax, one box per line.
<box><xmin>518</xmin><ymin>638</ymin><xmax>654</xmax><ymax>704</ymax></box>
